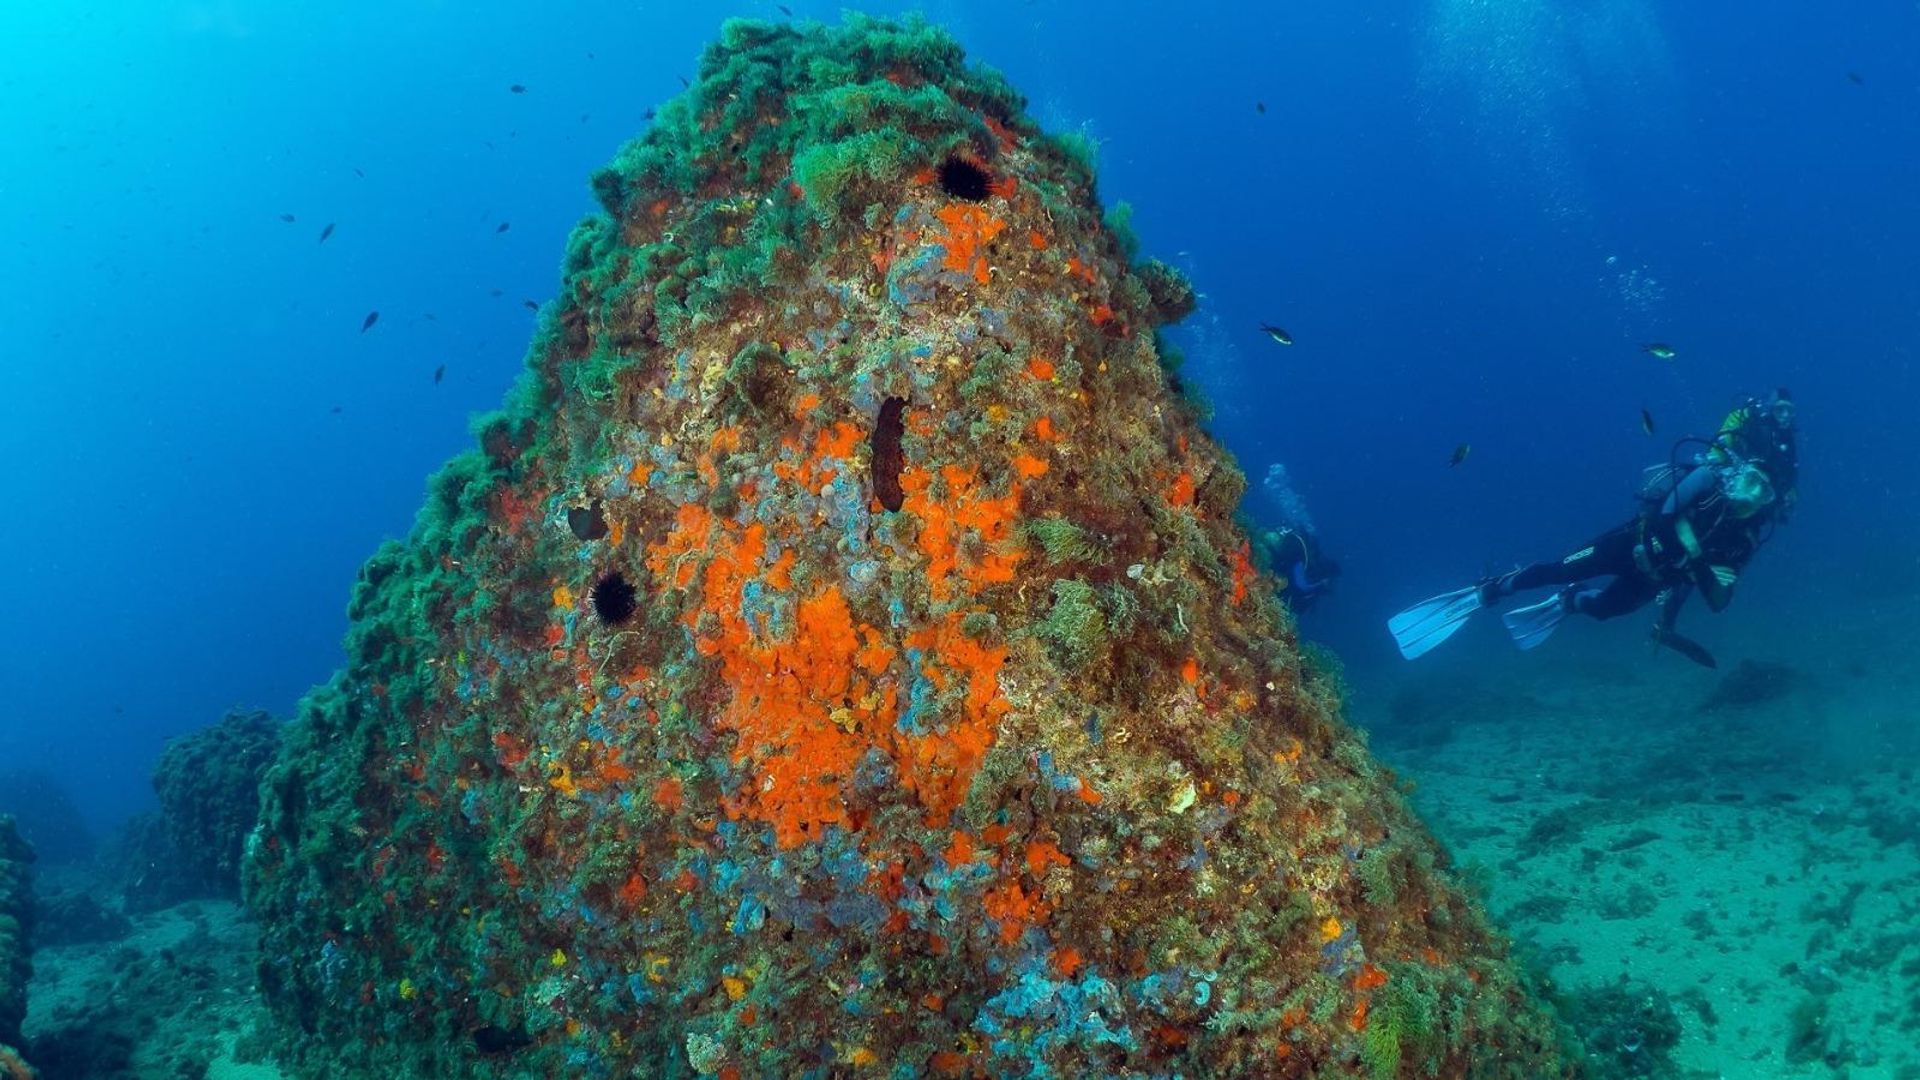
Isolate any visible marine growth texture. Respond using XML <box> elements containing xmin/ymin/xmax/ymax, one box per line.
<box><xmin>247</xmin><ymin>17</ymin><xmax>1573</xmax><ymax>1078</ymax></box>
<box><xmin>0</xmin><ymin>817</ymin><xmax>34</xmax><ymax>1078</ymax></box>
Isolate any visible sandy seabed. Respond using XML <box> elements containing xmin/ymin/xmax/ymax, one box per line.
<box><xmin>1361</xmin><ymin>588</ymin><xmax>1920</xmax><ymax>1078</ymax></box>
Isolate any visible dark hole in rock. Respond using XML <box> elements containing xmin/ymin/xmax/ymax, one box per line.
<box><xmin>591</xmin><ymin>571</ymin><xmax>638</xmax><ymax>625</ymax></box>
<box><xmin>473</xmin><ymin>1024</ymin><xmax>533</xmax><ymax>1055</ymax></box>
<box><xmin>871</xmin><ymin>396</ymin><xmax>907</xmax><ymax>512</ymax></box>
<box><xmin>567</xmin><ymin>499</ymin><xmax>609</xmax><ymax>541</ymax></box>
<box><xmin>938</xmin><ymin>157</ymin><xmax>991</xmax><ymax>201</ymax></box>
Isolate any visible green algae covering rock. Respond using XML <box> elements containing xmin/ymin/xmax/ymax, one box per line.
<box><xmin>246</xmin><ymin>16</ymin><xmax>1575</xmax><ymax>1078</ymax></box>
<box><xmin>0</xmin><ymin>816</ymin><xmax>33</xmax><ymax>1075</ymax></box>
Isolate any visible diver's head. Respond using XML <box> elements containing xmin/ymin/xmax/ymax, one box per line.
<box><xmin>1767</xmin><ymin>387</ymin><xmax>1796</xmax><ymax>431</ymax></box>
<box><xmin>1723</xmin><ymin>461</ymin><xmax>1777</xmax><ymax>518</ymax></box>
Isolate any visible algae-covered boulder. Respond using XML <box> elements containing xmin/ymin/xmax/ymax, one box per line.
<box><xmin>247</xmin><ymin>16</ymin><xmax>1574</xmax><ymax>1078</ymax></box>
<box><xmin>0</xmin><ymin>816</ymin><xmax>34</xmax><ymax>1073</ymax></box>
<box><xmin>124</xmin><ymin>708</ymin><xmax>279</xmax><ymax>912</ymax></box>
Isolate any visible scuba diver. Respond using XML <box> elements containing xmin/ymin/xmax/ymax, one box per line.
<box><xmin>1388</xmin><ymin>389</ymin><xmax>1798</xmax><ymax>668</ymax></box>
<box><xmin>1254</xmin><ymin>463</ymin><xmax>1341</xmax><ymax>613</ymax></box>
<box><xmin>1263</xmin><ymin>524</ymin><xmax>1342</xmax><ymax>613</ymax></box>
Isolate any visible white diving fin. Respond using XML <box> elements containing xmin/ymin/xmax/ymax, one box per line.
<box><xmin>1387</xmin><ymin>586</ymin><xmax>1483</xmax><ymax>660</ymax></box>
<box><xmin>1502</xmin><ymin>593</ymin><xmax>1569</xmax><ymax>651</ymax></box>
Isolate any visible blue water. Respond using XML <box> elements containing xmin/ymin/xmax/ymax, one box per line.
<box><xmin>1</xmin><ymin>0</ymin><xmax>1915</xmax><ymax>835</ymax></box>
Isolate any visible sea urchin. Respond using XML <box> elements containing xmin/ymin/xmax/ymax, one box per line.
<box><xmin>590</xmin><ymin>571</ymin><xmax>638</xmax><ymax>626</ymax></box>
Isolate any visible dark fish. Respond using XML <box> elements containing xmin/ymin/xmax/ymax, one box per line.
<box><xmin>330</xmin><ymin>405</ymin><xmax>343</xmax><ymax>414</ymax></box>
<box><xmin>1449</xmin><ymin>442</ymin><xmax>1471</xmax><ymax>467</ymax></box>
<box><xmin>1256</xmin><ymin>101</ymin><xmax>1266</xmax><ymax>114</ymax></box>
<box><xmin>490</xmin><ymin>288</ymin><xmax>504</xmax><ymax>297</ymax></box>
<box><xmin>1641</xmin><ymin>342</ymin><xmax>1677</xmax><ymax>360</ymax></box>
<box><xmin>1258</xmin><ymin>323</ymin><xmax>1293</xmax><ymax>347</ymax></box>
<box><xmin>318</xmin><ymin>222</ymin><xmax>336</xmax><ymax>243</ymax></box>
<box><xmin>278</xmin><ymin>213</ymin><xmax>296</xmax><ymax>223</ymax></box>
<box><xmin>424</xmin><ymin>312</ymin><xmax>438</xmax><ymax>321</ymax></box>
<box><xmin>433</xmin><ymin>364</ymin><xmax>445</xmax><ymax>384</ymax></box>
<box><xmin>509</xmin><ymin>84</ymin><xmax>527</xmax><ymax>94</ymax></box>
<box><xmin>580</xmin><ymin>113</ymin><xmax>590</xmax><ymax>123</ymax></box>
<box><xmin>1641</xmin><ymin>407</ymin><xmax>1656</xmax><ymax>435</ymax></box>
<box><xmin>1847</xmin><ymin>71</ymin><xmax>1865</xmax><ymax>85</ymax></box>
<box><xmin>522</xmin><ymin>299</ymin><xmax>539</xmax><ymax>311</ymax></box>
<box><xmin>361</xmin><ymin>310</ymin><xmax>379</xmax><ymax>332</ymax></box>
<box><xmin>353</xmin><ymin>167</ymin><xmax>365</xmax><ymax>178</ymax></box>
<box><xmin>678</xmin><ymin>74</ymin><xmax>690</xmax><ymax>88</ymax></box>
<box><xmin>778</xmin><ymin>4</ymin><xmax>793</xmax><ymax>14</ymax></box>
<box><xmin>495</xmin><ymin>221</ymin><xmax>510</xmax><ymax>234</ymax></box>
<box><xmin>644</xmin><ymin>108</ymin><xmax>656</xmax><ymax>121</ymax></box>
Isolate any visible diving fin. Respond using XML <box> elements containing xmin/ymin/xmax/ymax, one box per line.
<box><xmin>1652</xmin><ymin>626</ymin><xmax>1718</xmax><ymax>668</ymax></box>
<box><xmin>1502</xmin><ymin>592</ymin><xmax>1569</xmax><ymax>651</ymax></box>
<box><xmin>1387</xmin><ymin>586</ymin><xmax>1483</xmax><ymax>660</ymax></box>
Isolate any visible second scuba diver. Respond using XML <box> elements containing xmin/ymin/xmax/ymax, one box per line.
<box><xmin>1388</xmin><ymin>389</ymin><xmax>1799</xmax><ymax>668</ymax></box>
<box><xmin>1253</xmin><ymin>463</ymin><xmax>1342</xmax><ymax>614</ymax></box>
<box><xmin>1262</xmin><ymin>524</ymin><xmax>1341</xmax><ymax>614</ymax></box>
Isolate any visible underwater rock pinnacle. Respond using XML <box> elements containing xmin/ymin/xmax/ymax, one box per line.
<box><xmin>0</xmin><ymin>817</ymin><xmax>34</xmax><ymax>1078</ymax></box>
<box><xmin>247</xmin><ymin>15</ymin><xmax>1574</xmax><ymax>1077</ymax></box>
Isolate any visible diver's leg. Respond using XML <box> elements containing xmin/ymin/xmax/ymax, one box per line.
<box><xmin>1484</xmin><ymin>525</ymin><xmax>1639</xmax><ymax>601</ymax></box>
<box><xmin>1568</xmin><ymin>575</ymin><xmax>1660</xmax><ymax>621</ymax></box>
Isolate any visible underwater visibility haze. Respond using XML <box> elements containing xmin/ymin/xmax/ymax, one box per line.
<box><xmin>1</xmin><ymin>1</ymin><xmax>1917</xmax><ymax>1077</ymax></box>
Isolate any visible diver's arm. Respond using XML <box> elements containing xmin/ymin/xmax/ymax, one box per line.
<box><xmin>1289</xmin><ymin>560</ymin><xmax>1321</xmax><ymax>597</ymax></box>
<box><xmin>1651</xmin><ymin>585</ymin><xmax>1717</xmax><ymax>668</ymax></box>
<box><xmin>1656</xmin><ymin>584</ymin><xmax>1691</xmax><ymax>631</ymax></box>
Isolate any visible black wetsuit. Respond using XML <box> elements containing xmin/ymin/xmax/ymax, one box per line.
<box><xmin>1500</xmin><ymin>469</ymin><xmax>1774</xmax><ymax>625</ymax></box>
<box><xmin>1505</xmin><ymin>522</ymin><xmax>1665</xmax><ymax>620</ymax></box>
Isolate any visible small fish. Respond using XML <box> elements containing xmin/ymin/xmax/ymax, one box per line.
<box><xmin>1847</xmin><ymin>71</ymin><xmax>1864</xmax><ymax>85</ymax></box>
<box><xmin>1449</xmin><ymin>442</ymin><xmax>1471</xmax><ymax>467</ymax></box>
<box><xmin>1256</xmin><ymin>101</ymin><xmax>1267</xmax><ymax>114</ymax></box>
<box><xmin>495</xmin><ymin>221</ymin><xmax>510</xmax><ymax>234</ymax></box>
<box><xmin>1258</xmin><ymin>323</ymin><xmax>1294</xmax><ymax>347</ymax></box>
<box><xmin>433</xmin><ymin>364</ymin><xmax>445</xmax><ymax>384</ymax></box>
<box><xmin>644</xmin><ymin>107</ymin><xmax>656</xmax><ymax>121</ymax></box>
<box><xmin>353</xmin><ymin>167</ymin><xmax>365</xmax><ymax>178</ymax></box>
<box><xmin>278</xmin><ymin>213</ymin><xmax>296</xmax><ymax>223</ymax></box>
<box><xmin>1642</xmin><ymin>342</ymin><xmax>1677</xmax><ymax>360</ymax></box>
<box><xmin>522</xmin><ymin>299</ymin><xmax>539</xmax><ymax>311</ymax></box>
<box><xmin>490</xmin><ymin>288</ymin><xmax>504</xmax><ymax>297</ymax></box>
<box><xmin>778</xmin><ymin>3</ymin><xmax>793</xmax><ymax>14</ymax></box>
<box><xmin>509</xmin><ymin>83</ymin><xmax>527</xmax><ymax>94</ymax></box>
<box><xmin>678</xmin><ymin>74</ymin><xmax>690</xmax><ymax>88</ymax></box>
<box><xmin>361</xmin><ymin>310</ymin><xmax>379</xmax><ymax>332</ymax></box>
<box><xmin>1640</xmin><ymin>407</ymin><xmax>1656</xmax><ymax>435</ymax></box>
<box><xmin>330</xmin><ymin>405</ymin><xmax>343</xmax><ymax>414</ymax></box>
<box><xmin>318</xmin><ymin>222</ymin><xmax>336</xmax><ymax>243</ymax></box>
